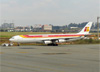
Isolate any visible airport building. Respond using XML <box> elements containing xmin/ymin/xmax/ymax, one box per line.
<box><xmin>1</xmin><ymin>23</ymin><xmax>14</xmax><ymax>29</ymax></box>
<box><xmin>42</xmin><ymin>24</ymin><xmax>52</xmax><ymax>32</ymax></box>
<box><xmin>0</xmin><ymin>23</ymin><xmax>15</xmax><ymax>32</ymax></box>
<box><xmin>15</xmin><ymin>26</ymin><xmax>31</xmax><ymax>32</ymax></box>
<box><xmin>33</xmin><ymin>24</ymin><xmax>42</xmax><ymax>32</ymax></box>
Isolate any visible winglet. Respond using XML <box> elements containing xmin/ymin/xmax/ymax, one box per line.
<box><xmin>77</xmin><ymin>22</ymin><xmax>92</xmax><ymax>34</ymax></box>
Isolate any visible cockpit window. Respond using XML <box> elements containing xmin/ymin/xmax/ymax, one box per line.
<box><xmin>11</xmin><ymin>37</ymin><xmax>15</xmax><ymax>39</ymax></box>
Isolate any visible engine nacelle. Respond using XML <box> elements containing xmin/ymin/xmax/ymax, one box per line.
<box><xmin>44</xmin><ymin>41</ymin><xmax>52</xmax><ymax>44</ymax></box>
<box><xmin>58</xmin><ymin>39</ymin><xmax>66</xmax><ymax>43</ymax></box>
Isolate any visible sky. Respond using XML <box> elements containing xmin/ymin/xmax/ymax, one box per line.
<box><xmin>0</xmin><ymin>0</ymin><xmax>100</xmax><ymax>26</ymax></box>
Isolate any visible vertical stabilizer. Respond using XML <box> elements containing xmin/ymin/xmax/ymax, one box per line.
<box><xmin>77</xmin><ymin>22</ymin><xmax>92</xmax><ymax>34</ymax></box>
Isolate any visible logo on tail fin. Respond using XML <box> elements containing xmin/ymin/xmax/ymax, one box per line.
<box><xmin>84</xmin><ymin>27</ymin><xmax>89</xmax><ymax>32</ymax></box>
<box><xmin>77</xmin><ymin>22</ymin><xmax>92</xmax><ymax>34</ymax></box>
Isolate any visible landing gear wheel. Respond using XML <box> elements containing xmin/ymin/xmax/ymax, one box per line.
<box><xmin>53</xmin><ymin>44</ymin><xmax>58</xmax><ymax>46</ymax></box>
<box><xmin>47</xmin><ymin>43</ymin><xmax>58</xmax><ymax>46</ymax></box>
<box><xmin>8</xmin><ymin>44</ymin><xmax>11</xmax><ymax>46</ymax></box>
<box><xmin>47</xmin><ymin>44</ymin><xmax>52</xmax><ymax>46</ymax></box>
<box><xmin>3</xmin><ymin>44</ymin><xmax>6</xmax><ymax>46</ymax></box>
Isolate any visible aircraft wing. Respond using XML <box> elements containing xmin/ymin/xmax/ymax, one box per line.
<box><xmin>42</xmin><ymin>36</ymin><xmax>84</xmax><ymax>44</ymax></box>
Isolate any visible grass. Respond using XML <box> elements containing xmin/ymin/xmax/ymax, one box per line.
<box><xmin>74</xmin><ymin>39</ymin><xmax>100</xmax><ymax>44</ymax></box>
<box><xmin>0</xmin><ymin>32</ymin><xmax>52</xmax><ymax>38</ymax></box>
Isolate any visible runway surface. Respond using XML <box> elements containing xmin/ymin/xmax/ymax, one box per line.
<box><xmin>0</xmin><ymin>44</ymin><xmax>100</xmax><ymax>72</ymax></box>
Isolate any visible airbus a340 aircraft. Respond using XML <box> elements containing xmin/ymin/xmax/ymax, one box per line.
<box><xmin>9</xmin><ymin>22</ymin><xmax>92</xmax><ymax>46</ymax></box>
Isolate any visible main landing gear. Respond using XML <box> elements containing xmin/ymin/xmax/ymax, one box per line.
<box><xmin>47</xmin><ymin>43</ymin><xmax>58</xmax><ymax>46</ymax></box>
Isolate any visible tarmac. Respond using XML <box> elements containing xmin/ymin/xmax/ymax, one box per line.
<box><xmin>0</xmin><ymin>44</ymin><xmax>100</xmax><ymax>72</ymax></box>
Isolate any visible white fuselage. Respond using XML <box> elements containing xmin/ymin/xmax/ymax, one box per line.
<box><xmin>9</xmin><ymin>34</ymin><xmax>84</xmax><ymax>43</ymax></box>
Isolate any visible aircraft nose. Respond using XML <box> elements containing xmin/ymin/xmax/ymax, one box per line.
<box><xmin>9</xmin><ymin>38</ymin><xmax>13</xmax><ymax>42</ymax></box>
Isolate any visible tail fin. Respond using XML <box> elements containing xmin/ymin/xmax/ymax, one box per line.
<box><xmin>77</xmin><ymin>22</ymin><xmax>92</xmax><ymax>34</ymax></box>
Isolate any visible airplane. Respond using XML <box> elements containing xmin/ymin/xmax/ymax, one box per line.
<box><xmin>9</xmin><ymin>22</ymin><xmax>92</xmax><ymax>46</ymax></box>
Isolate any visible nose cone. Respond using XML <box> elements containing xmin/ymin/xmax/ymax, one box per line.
<box><xmin>9</xmin><ymin>38</ymin><xmax>13</xmax><ymax>42</ymax></box>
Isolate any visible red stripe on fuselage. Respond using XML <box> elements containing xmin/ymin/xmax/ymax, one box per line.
<box><xmin>21</xmin><ymin>34</ymin><xmax>84</xmax><ymax>38</ymax></box>
<box><xmin>23</xmin><ymin>35</ymin><xmax>42</xmax><ymax>37</ymax></box>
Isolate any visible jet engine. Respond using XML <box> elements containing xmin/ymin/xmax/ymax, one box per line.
<box><xmin>58</xmin><ymin>39</ymin><xmax>66</xmax><ymax>43</ymax></box>
<box><xmin>44</xmin><ymin>41</ymin><xmax>52</xmax><ymax>44</ymax></box>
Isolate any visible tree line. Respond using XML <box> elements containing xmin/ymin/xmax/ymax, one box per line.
<box><xmin>67</xmin><ymin>22</ymin><xmax>99</xmax><ymax>29</ymax></box>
